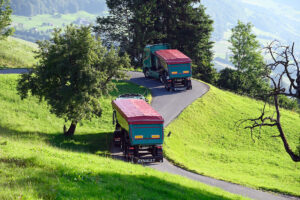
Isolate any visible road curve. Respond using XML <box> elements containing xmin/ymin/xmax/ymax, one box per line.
<box><xmin>1</xmin><ymin>69</ymin><xmax>297</xmax><ymax>200</ymax></box>
<box><xmin>112</xmin><ymin>71</ymin><xmax>297</xmax><ymax>200</ymax></box>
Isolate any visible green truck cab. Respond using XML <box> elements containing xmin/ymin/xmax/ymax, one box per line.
<box><xmin>112</xmin><ymin>95</ymin><xmax>164</xmax><ymax>163</ymax></box>
<box><xmin>143</xmin><ymin>44</ymin><xmax>192</xmax><ymax>91</ymax></box>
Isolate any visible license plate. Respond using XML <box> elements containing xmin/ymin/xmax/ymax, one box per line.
<box><xmin>137</xmin><ymin>158</ymin><xmax>156</xmax><ymax>163</ymax></box>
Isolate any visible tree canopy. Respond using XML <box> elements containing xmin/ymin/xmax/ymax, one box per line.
<box><xmin>219</xmin><ymin>21</ymin><xmax>269</xmax><ymax>97</ymax></box>
<box><xmin>17</xmin><ymin>25</ymin><xmax>130</xmax><ymax>136</ymax></box>
<box><xmin>94</xmin><ymin>0</ymin><xmax>217</xmax><ymax>83</ymax></box>
<box><xmin>0</xmin><ymin>0</ymin><xmax>13</xmax><ymax>39</ymax></box>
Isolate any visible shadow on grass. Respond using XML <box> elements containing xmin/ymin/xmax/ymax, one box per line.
<box><xmin>48</xmin><ymin>132</ymin><xmax>113</xmax><ymax>155</ymax></box>
<box><xmin>0</xmin><ymin>126</ymin><xmax>113</xmax><ymax>155</ymax></box>
<box><xmin>2</xmin><ymin>159</ymin><xmax>237</xmax><ymax>200</ymax></box>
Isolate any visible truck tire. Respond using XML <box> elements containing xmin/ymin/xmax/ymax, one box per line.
<box><xmin>159</xmin><ymin>75</ymin><xmax>164</xmax><ymax>83</ymax></box>
<box><xmin>187</xmin><ymin>80</ymin><xmax>192</xmax><ymax>90</ymax></box>
<box><xmin>144</xmin><ymin>69</ymin><xmax>150</xmax><ymax>78</ymax></box>
<box><xmin>165</xmin><ymin>84</ymin><xmax>171</xmax><ymax>91</ymax></box>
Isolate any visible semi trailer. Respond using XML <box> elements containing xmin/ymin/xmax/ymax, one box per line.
<box><xmin>143</xmin><ymin>44</ymin><xmax>192</xmax><ymax>91</ymax></box>
<box><xmin>112</xmin><ymin>95</ymin><xmax>164</xmax><ymax>163</ymax></box>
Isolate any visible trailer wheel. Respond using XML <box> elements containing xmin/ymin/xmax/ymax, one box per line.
<box><xmin>144</xmin><ymin>69</ymin><xmax>150</xmax><ymax>78</ymax></box>
<box><xmin>159</xmin><ymin>75</ymin><xmax>164</xmax><ymax>83</ymax></box>
<box><xmin>187</xmin><ymin>80</ymin><xmax>192</xmax><ymax>90</ymax></box>
<box><xmin>165</xmin><ymin>85</ymin><xmax>171</xmax><ymax>91</ymax></box>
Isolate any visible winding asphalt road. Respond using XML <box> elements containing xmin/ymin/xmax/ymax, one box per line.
<box><xmin>112</xmin><ymin>71</ymin><xmax>298</xmax><ymax>200</ymax></box>
<box><xmin>1</xmin><ymin>69</ymin><xmax>298</xmax><ymax>200</ymax></box>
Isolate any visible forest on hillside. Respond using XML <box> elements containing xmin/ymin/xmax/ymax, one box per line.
<box><xmin>10</xmin><ymin>0</ymin><xmax>107</xmax><ymax>16</ymax></box>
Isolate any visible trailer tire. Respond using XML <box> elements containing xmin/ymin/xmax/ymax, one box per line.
<box><xmin>165</xmin><ymin>85</ymin><xmax>171</xmax><ymax>91</ymax></box>
<box><xmin>159</xmin><ymin>75</ymin><xmax>164</xmax><ymax>83</ymax></box>
<box><xmin>144</xmin><ymin>69</ymin><xmax>150</xmax><ymax>78</ymax></box>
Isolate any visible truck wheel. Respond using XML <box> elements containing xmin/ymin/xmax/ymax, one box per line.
<box><xmin>187</xmin><ymin>81</ymin><xmax>192</xmax><ymax>90</ymax></box>
<box><xmin>159</xmin><ymin>75</ymin><xmax>164</xmax><ymax>83</ymax></box>
<box><xmin>165</xmin><ymin>85</ymin><xmax>170</xmax><ymax>91</ymax></box>
<box><xmin>144</xmin><ymin>69</ymin><xmax>150</xmax><ymax>78</ymax></box>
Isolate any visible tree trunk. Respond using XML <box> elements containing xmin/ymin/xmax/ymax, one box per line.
<box><xmin>274</xmin><ymin>95</ymin><xmax>300</xmax><ymax>162</ymax></box>
<box><xmin>64</xmin><ymin>122</ymin><xmax>77</xmax><ymax>137</ymax></box>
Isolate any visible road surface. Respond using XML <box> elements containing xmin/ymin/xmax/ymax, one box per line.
<box><xmin>111</xmin><ymin>71</ymin><xmax>298</xmax><ymax>200</ymax></box>
<box><xmin>1</xmin><ymin>69</ymin><xmax>298</xmax><ymax>200</ymax></box>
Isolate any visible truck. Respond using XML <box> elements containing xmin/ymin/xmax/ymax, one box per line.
<box><xmin>143</xmin><ymin>44</ymin><xmax>192</xmax><ymax>91</ymax></box>
<box><xmin>112</xmin><ymin>95</ymin><xmax>164</xmax><ymax>163</ymax></box>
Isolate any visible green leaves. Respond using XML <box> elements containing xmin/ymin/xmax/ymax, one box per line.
<box><xmin>226</xmin><ymin>20</ymin><xmax>269</xmax><ymax>97</ymax></box>
<box><xmin>94</xmin><ymin>0</ymin><xmax>216</xmax><ymax>82</ymax></box>
<box><xmin>17</xmin><ymin>25</ymin><xmax>129</xmax><ymax>134</ymax></box>
<box><xmin>0</xmin><ymin>0</ymin><xmax>14</xmax><ymax>40</ymax></box>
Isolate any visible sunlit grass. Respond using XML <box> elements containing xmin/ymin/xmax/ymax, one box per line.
<box><xmin>0</xmin><ymin>37</ymin><xmax>37</xmax><ymax>68</ymax></box>
<box><xmin>0</xmin><ymin>75</ymin><xmax>245</xmax><ymax>199</ymax></box>
<box><xmin>164</xmin><ymin>84</ymin><xmax>300</xmax><ymax>196</ymax></box>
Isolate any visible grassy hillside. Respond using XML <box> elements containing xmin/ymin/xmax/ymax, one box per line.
<box><xmin>0</xmin><ymin>37</ymin><xmax>37</xmax><ymax>69</ymax></box>
<box><xmin>164</xmin><ymin>84</ymin><xmax>300</xmax><ymax>196</ymax></box>
<box><xmin>0</xmin><ymin>75</ymin><xmax>245</xmax><ymax>200</ymax></box>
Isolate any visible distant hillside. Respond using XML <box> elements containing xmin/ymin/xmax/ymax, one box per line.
<box><xmin>0</xmin><ymin>37</ymin><xmax>37</xmax><ymax>68</ymax></box>
<box><xmin>10</xmin><ymin>0</ymin><xmax>107</xmax><ymax>16</ymax></box>
<box><xmin>200</xmin><ymin>0</ymin><xmax>300</xmax><ymax>70</ymax></box>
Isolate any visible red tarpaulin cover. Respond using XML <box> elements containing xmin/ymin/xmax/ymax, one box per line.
<box><xmin>155</xmin><ymin>49</ymin><xmax>191</xmax><ymax>65</ymax></box>
<box><xmin>112</xmin><ymin>99</ymin><xmax>164</xmax><ymax>124</ymax></box>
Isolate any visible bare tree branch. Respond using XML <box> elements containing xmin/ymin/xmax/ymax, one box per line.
<box><xmin>240</xmin><ymin>40</ymin><xmax>300</xmax><ymax>162</ymax></box>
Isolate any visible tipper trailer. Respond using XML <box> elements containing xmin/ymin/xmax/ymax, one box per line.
<box><xmin>112</xmin><ymin>98</ymin><xmax>164</xmax><ymax>163</ymax></box>
<box><xmin>143</xmin><ymin>44</ymin><xmax>192</xmax><ymax>91</ymax></box>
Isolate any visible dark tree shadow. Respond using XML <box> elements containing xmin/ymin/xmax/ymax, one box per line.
<box><xmin>4</xmin><ymin>159</ymin><xmax>237</xmax><ymax>200</ymax></box>
<box><xmin>0</xmin><ymin>126</ymin><xmax>113</xmax><ymax>155</ymax></box>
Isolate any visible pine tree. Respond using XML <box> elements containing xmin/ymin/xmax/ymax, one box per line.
<box><xmin>94</xmin><ymin>0</ymin><xmax>217</xmax><ymax>83</ymax></box>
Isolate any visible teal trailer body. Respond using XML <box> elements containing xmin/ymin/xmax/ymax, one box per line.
<box><xmin>112</xmin><ymin>98</ymin><xmax>164</xmax><ymax>146</ymax></box>
<box><xmin>129</xmin><ymin>123</ymin><xmax>164</xmax><ymax>146</ymax></box>
<box><xmin>143</xmin><ymin>44</ymin><xmax>192</xmax><ymax>91</ymax></box>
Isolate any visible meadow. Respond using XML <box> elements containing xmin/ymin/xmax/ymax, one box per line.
<box><xmin>12</xmin><ymin>11</ymin><xmax>99</xmax><ymax>32</ymax></box>
<box><xmin>0</xmin><ymin>75</ymin><xmax>244</xmax><ymax>199</ymax></box>
<box><xmin>0</xmin><ymin>37</ymin><xmax>37</xmax><ymax>69</ymax></box>
<box><xmin>164</xmin><ymin>84</ymin><xmax>300</xmax><ymax>196</ymax></box>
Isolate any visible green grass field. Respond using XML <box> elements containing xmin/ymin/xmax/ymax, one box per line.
<box><xmin>12</xmin><ymin>11</ymin><xmax>98</xmax><ymax>32</ymax></box>
<box><xmin>0</xmin><ymin>75</ymin><xmax>245</xmax><ymax>200</ymax></box>
<box><xmin>0</xmin><ymin>37</ymin><xmax>37</xmax><ymax>68</ymax></box>
<box><xmin>164</xmin><ymin>84</ymin><xmax>300</xmax><ymax>196</ymax></box>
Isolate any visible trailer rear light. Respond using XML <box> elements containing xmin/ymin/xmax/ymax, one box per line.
<box><xmin>183</xmin><ymin>71</ymin><xmax>189</xmax><ymax>74</ymax></box>
<box><xmin>129</xmin><ymin>147</ymin><xmax>134</xmax><ymax>150</ymax></box>
<box><xmin>187</xmin><ymin>77</ymin><xmax>191</xmax><ymax>80</ymax></box>
<box><xmin>171</xmin><ymin>71</ymin><xmax>178</xmax><ymax>75</ymax></box>
<box><xmin>152</xmin><ymin>135</ymin><xmax>160</xmax><ymax>139</ymax></box>
<box><xmin>167</xmin><ymin>80</ymin><xmax>172</xmax><ymax>82</ymax></box>
<box><xmin>156</xmin><ymin>146</ymin><xmax>162</xmax><ymax>149</ymax></box>
<box><xmin>135</xmin><ymin>135</ymin><xmax>143</xmax><ymax>139</ymax></box>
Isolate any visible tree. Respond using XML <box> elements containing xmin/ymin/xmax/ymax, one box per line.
<box><xmin>228</xmin><ymin>21</ymin><xmax>269</xmax><ymax>97</ymax></box>
<box><xmin>0</xmin><ymin>0</ymin><xmax>13</xmax><ymax>39</ymax></box>
<box><xmin>94</xmin><ymin>0</ymin><xmax>217</xmax><ymax>83</ymax></box>
<box><xmin>238</xmin><ymin>40</ymin><xmax>300</xmax><ymax>162</ymax></box>
<box><xmin>17</xmin><ymin>25</ymin><xmax>130</xmax><ymax>136</ymax></box>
